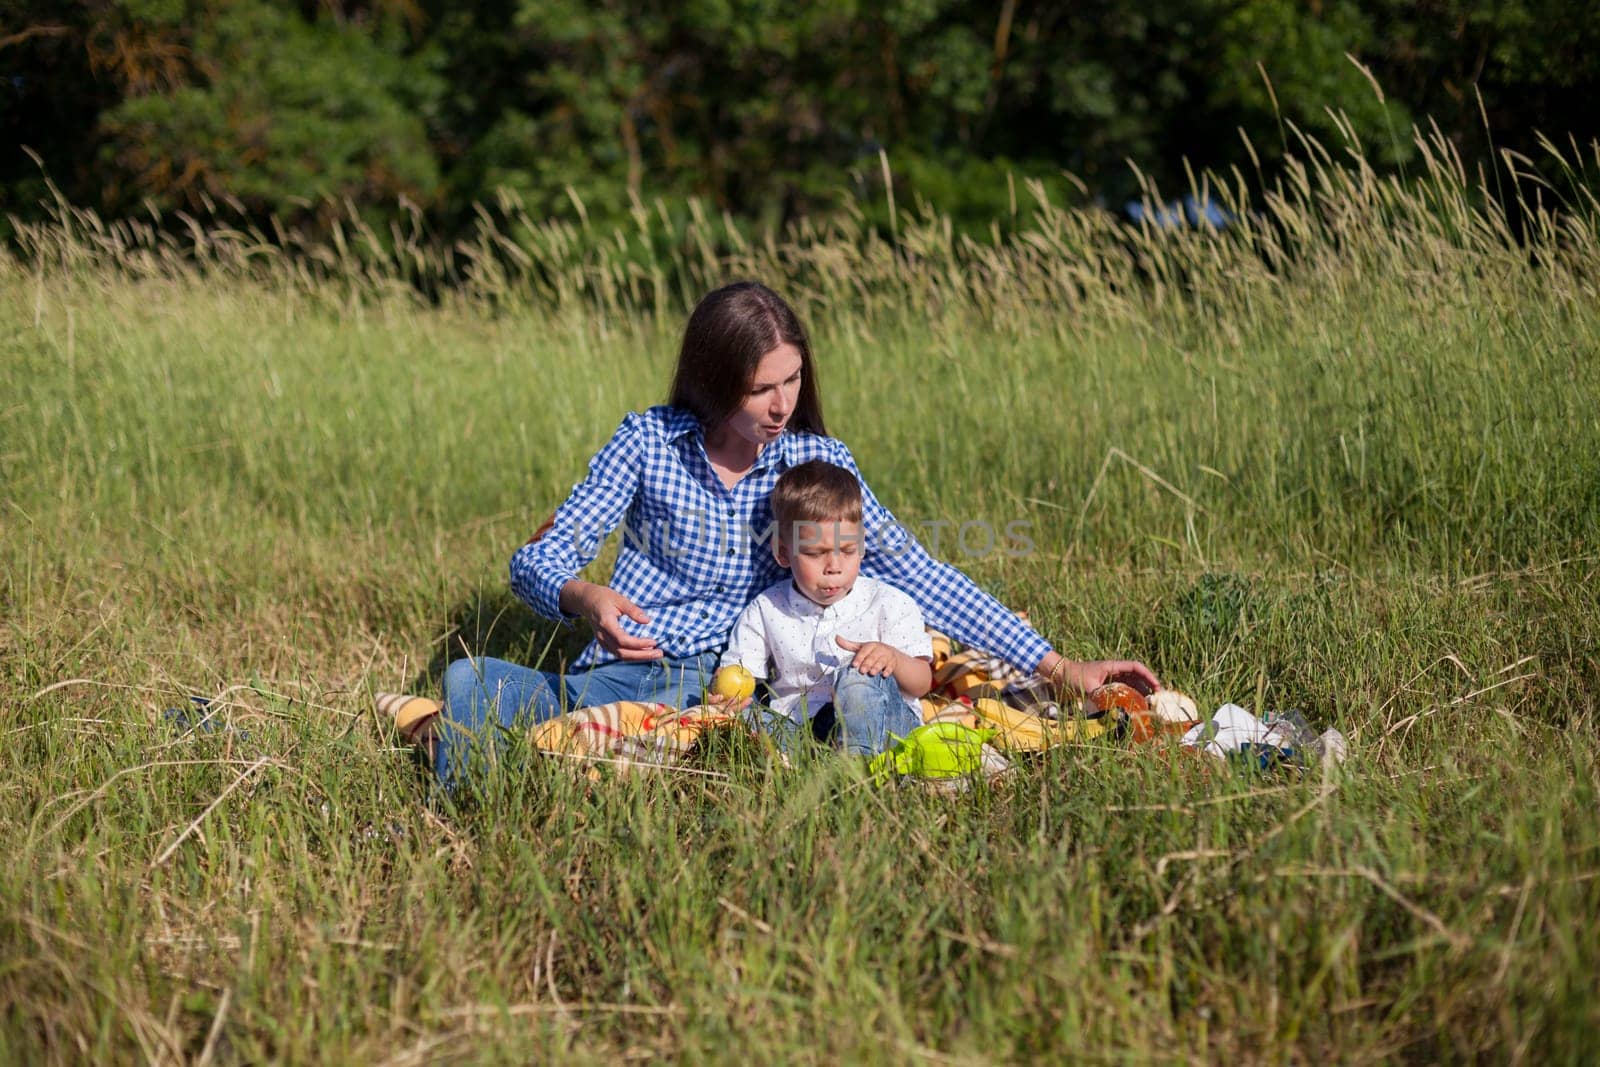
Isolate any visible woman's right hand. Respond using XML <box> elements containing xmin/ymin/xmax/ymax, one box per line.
<box><xmin>561</xmin><ymin>580</ymin><xmax>664</xmax><ymax>661</ymax></box>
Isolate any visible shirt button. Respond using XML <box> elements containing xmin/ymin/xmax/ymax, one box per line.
<box><xmin>700</xmin><ymin>610</ymin><xmax>709</xmax><ymax>618</ymax></box>
<box><xmin>727</xmin><ymin>506</ymin><xmax>736</xmax><ymax>516</ymax></box>
<box><xmin>727</xmin><ymin>547</ymin><xmax>737</xmax><ymax>556</ymax></box>
<box><xmin>715</xmin><ymin>584</ymin><xmax>725</xmax><ymax>593</ymax></box>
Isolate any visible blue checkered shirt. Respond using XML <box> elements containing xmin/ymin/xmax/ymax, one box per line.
<box><xmin>510</xmin><ymin>405</ymin><xmax>1052</xmax><ymax>671</ymax></box>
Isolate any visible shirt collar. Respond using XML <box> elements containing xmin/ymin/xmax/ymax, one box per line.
<box><xmin>753</xmin><ymin>431</ymin><xmax>791</xmax><ymax>473</ymax></box>
<box><xmin>782</xmin><ymin>575</ymin><xmax>871</xmax><ymax>620</ymax></box>
<box><xmin>660</xmin><ymin>406</ymin><xmax>702</xmax><ymax>442</ymax></box>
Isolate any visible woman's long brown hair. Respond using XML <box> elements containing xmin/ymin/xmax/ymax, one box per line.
<box><xmin>667</xmin><ymin>282</ymin><xmax>827</xmax><ymax>436</ymax></box>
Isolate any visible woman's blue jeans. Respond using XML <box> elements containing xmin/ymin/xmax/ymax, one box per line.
<box><xmin>746</xmin><ymin>666</ymin><xmax>922</xmax><ymax>758</ymax></box>
<box><xmin>435</xmin><ymin>652</ymin><xmax>719</xmax><ymax>789</ymax></box>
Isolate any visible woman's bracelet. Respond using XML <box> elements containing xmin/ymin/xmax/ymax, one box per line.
<box><xmin>1045</xmin><ymin>656</ymin><xmax>1073</xmax><ymax>693</ymax></box>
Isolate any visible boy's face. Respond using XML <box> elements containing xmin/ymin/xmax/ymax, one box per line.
<box><xmin>774</xmin><ymin>519</ymin><xmax>863</xmax><ymax>607</ymax></box>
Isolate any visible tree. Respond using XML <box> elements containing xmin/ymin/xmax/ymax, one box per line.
<box><xmin>3</xmin><ymin>1</ymin><xmax>443</xmax><ymax>230</ymax></box>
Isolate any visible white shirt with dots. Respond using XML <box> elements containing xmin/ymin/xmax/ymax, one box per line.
<box><xmin>720</xmin><ymin>574</ymin><xmax>934</xmax><ymax>723</ymax></box>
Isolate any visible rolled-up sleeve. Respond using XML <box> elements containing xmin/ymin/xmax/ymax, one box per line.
<box><xmin>510</xmin><ymin>414</ymin><xmax>642</xmax><ymax>621</ymax></box>
<box><xmin>830</xmin><ymin>439</ymin><xmax>1053</xmax><ymax>673</ymax></box>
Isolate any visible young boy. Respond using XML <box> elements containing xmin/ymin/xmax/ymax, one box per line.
<box><xmin>714</xmin><ymin>459</ymin><xmax>933</xmax><ymax>757</ymax></box>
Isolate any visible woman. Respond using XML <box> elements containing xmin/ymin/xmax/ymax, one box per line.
<box><xmin>396</xmin><ymin>282</ymin><xmax>1158</xmax><ymax>788</ymax></box>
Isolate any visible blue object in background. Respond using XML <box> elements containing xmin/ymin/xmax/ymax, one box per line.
<box><xmin>1231</xmin><ymin>742</ymin><xmax>1297</xmax><ymax>772</ymax></box>
<box><xmin>164</xmin><ymin>696</ymin><xmax>248</xmax><ymax>739</ymax></box>
<box><xmin>1125</xmin><ymin>193</ymin><xmax>1233</xmax><ymax>228</ymax></box>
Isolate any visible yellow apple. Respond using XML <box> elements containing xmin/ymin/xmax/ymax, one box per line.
<box><xmin>710</xmin><ymin>664</ymin><xmax>756</xmax><ymax>701</ymax></box>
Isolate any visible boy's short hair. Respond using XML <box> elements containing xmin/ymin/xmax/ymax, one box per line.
<box><xmin>770</xmin><ymin>460</ymin><xmax>863</xmax><ymax>542</ymax></box>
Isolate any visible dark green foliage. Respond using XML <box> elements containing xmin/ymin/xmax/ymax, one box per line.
<box><xmin>3</xmin><ymin>1</ymin><xmax>1598</xmax><ymax>240</ymax></box>
<box><xmin>98</xmin><ymin>4</ymin><xmax>442</xmax><ymax>221</ymax></box>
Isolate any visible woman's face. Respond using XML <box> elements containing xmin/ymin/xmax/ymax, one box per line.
<box><xmin>724</xmin><ymin>342</ymin><xmax>804</xmax><ymax>448</ymax></box>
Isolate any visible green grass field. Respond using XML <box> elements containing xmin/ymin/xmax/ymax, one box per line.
<box><xmin>4</xmin><ymin>135</ymin><xmax>1599</xmax><ymax>1061</ymax></box>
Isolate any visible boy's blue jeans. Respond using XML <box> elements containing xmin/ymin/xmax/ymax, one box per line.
<box><xmin>746</xmin><ymin>666</ymin><xmax>922</xmax><ymax>758</ymax></box>
<box><xmin>435</xmin><ymin>652</ymin><xmax>719</xmax><ymax>789</ymax></box>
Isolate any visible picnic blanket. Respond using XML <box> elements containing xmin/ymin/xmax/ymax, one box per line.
<box><xmin>380</xmin><ymin>633</ymin><xmax>1348</xmax><ymax>786</ymax></box>
<box><xmin>526</xmin><ymin>621</ymin><xmax>1177</xmax><ymax>771</ymax></box>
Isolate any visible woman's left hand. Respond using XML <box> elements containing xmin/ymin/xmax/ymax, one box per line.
<box><xmin>1037</xmin><ymin>652</ymin><xmax>1161</xmax><ymax>696</ymax></box>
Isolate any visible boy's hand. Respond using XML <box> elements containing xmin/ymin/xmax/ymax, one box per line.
<box><xmin>704</xmin><ymin>691</ymin><xmax>752</xmax><ymax>714</ymax></box>
<box><xmin>836</xmin><ymin>636</ymin><xmax>897</xmax><ymax>677</ymax></box>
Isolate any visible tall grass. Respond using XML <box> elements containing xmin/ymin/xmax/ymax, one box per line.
<box><xmin>2</xmin><ymin>125</ymin><xmax>1598</xmax><ymax>1061</ymax></box>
